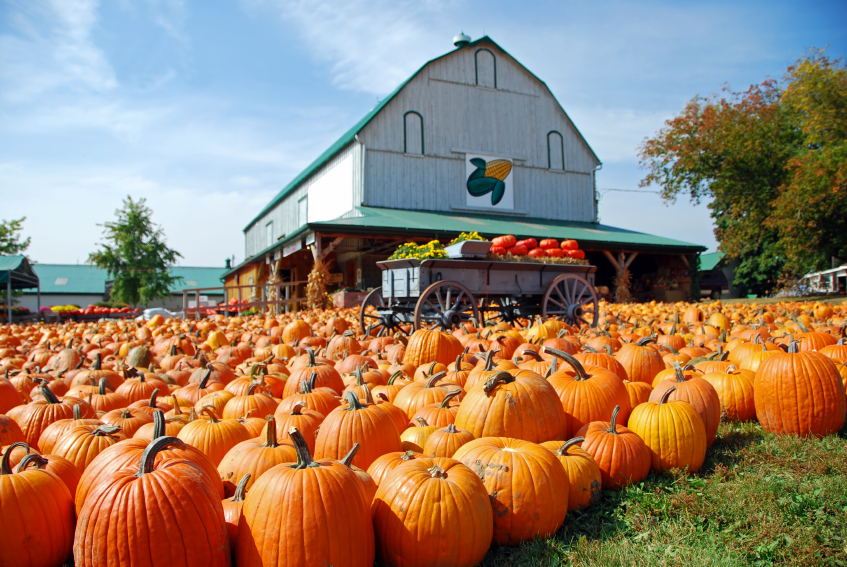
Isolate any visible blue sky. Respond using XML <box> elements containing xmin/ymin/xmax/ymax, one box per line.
<box><xmin>2</xmin><ymin>0</ymin><xmax>845</xmax><ymax>267</ymax></box>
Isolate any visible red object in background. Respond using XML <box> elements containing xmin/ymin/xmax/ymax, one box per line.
<box><xmin>539</xmin><ymin>239</ymin><xmax>559</xmax><ymax>250</ymax></box>
<box><xmin>490</xmin><ymin>245</ymin><xmax>507</xmax><ymax>255</ymax></box>
<box><xmin>506</xmin><ymin>245</ymin><xmax>528</xmax><ymax>256</ymax></box>
<box><xmin>492</xmin><ymin>235</ymin><xmax>517</xmax><ymax>248</ymax></box>
<box><xmin>516</xmin><ymin>238</ymin><xmax>538</xmax><ymax>249</ymax></box>
<box><xmin>528</xmin><ymin>248</ymin><xmax>546</xmax><ymax>258</ymax></box>
<box><xmin>545</xmin><ymin>248</ymin><xmax>566</xmax><ymax>258</ymax></box>
<box><xmin>567</xmin><ymin>249</ymin><xmax>585</xmax><ymax>259</ymax></box>
<box><xmin>561</xmin><ymin>239</ymin><xmax>579</xmax><ymax>250</ymax></box>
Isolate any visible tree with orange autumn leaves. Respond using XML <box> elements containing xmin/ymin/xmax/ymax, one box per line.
<box><xmin>639</xmin><ymin>49</ymin><xmax>846</xmax><ymax>295</ymax></box>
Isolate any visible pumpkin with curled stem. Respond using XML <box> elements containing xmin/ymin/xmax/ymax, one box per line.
<box><xmin>650</xmin><ymin>363</ymin><xmax>721</xmax><ymax>446</ymax></box>
<box><xmin>540</xmin><ymin>437</ymin><xmax>602</xmax><ymax>511</ymax></box>
<box><xmin>74</xmin><ymin>437</ymin><xmax>230</xmax><ymax>567</ymax></box>
<box><xmin>236</xmin><ymin>427</ymin><xmax>375</xmax><ymax>567</ymax></box>
<box><xmin>177</xmin><ymin>406</ymin><xmax>252</xmax><ymax>467</ymax></box>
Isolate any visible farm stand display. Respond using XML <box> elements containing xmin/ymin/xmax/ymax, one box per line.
<box><xmin>0</xmin><ymin>298</ymin><xmax>845</xmax><ymax>566</ymax></box>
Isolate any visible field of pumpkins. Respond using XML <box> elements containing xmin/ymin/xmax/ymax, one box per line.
<box><xmin>1</xmin><ymin>299</ymin><xmax>846</xmax><ymax>567</ymax></box>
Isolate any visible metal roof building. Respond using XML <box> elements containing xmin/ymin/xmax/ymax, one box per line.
<box><xmin>16</xmin><ymin>264</ymin><xmax>227</xmax><ymax>312</ymax></box>
<box><xmin>225</xmin><ymin>35</ymin><xmax>706</xmax><ymax>303</ymax></box>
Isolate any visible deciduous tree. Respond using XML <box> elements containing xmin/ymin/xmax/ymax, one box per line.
<box><xmin>88</xmin><ymin>197</ymin><xmax>182</xmax><ymax>308</ymax></box>
<box><xmin>639</xmin><ymin>49</ymin><xmax>846</xmax><ymax>294</ymax></box>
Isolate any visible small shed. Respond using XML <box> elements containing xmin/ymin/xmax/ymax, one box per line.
<box><xmin>0</xmin><ymin>255</ymin><xmax>40</xmax><ymax>323</ymax></box>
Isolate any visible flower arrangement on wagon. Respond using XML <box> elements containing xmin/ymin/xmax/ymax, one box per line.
<box><xmin>0</xmin><ymin>298</ymin><xmax>845</xmax><ymax>566</ymax></box>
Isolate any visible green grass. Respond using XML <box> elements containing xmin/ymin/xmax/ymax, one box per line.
<box><xmin>481</xmin><ymin>422</ymin><xmax>847</xmax><ymax>567</ymax></box>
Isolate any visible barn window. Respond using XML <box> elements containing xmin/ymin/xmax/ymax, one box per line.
<box><xmin>475</xmin><ymin>48</ymin><xmax>497</xmax><ymax>88</ymax></box>
<box><xmin>547</xmin><ymin>131</ymin><xmax>565</xmax><ymax>170</ymax></box>
<box><xmin>403</xmin><ymin>111</ymin><xmax>424</xmax><ymax>154</ymax></box>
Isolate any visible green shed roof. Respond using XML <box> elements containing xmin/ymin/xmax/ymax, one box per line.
<box><xmin>23</xmin><ymin>264</ymin><xmax>227</xmax><ymax>295</ymax></box>
<box><xmin>0</xmin><ymin>255</ymin><xmax>40</xmax><ymax>289</ymax></box>
<box><xmin>700</xmin><ymin>252</ymin><xmax>725</xmax><ymax>272</ymax></box>
<box><xmin>312</xmin><ymin>206</ymin><xmax>705</xmax><ymax>252</ymax></box>
<box><xmin>244</xmin><ymin>36</ymin><xmax>601</xmax><ymax>231</ymax></box>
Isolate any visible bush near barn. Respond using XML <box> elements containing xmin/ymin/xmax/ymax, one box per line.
<box><xmin>1</xmin><ymin>299</ymin><xmax>846</xmax><ymax>567</ymax></box>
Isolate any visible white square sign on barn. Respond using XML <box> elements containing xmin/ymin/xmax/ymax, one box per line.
<box><xmin>465</xmin><ymin>153</ymin><xmax>514</xmax><ymax>211</ymax></box>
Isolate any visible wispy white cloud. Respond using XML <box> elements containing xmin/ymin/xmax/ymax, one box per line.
<box><xmin>242</xmin><ymin>0</ymin><xmax>458</xmax><ymax>94</ymax></box>
<box><xmin>0</xmin><ymin>0</ymin><xmax>116</xmax><ymax>102</ymax></box>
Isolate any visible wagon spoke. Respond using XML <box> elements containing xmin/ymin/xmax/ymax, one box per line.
<box><xmin>578</xmin><ymin>316</ymin><xmax>590</xmax><ymax>327</ymax></box>
<box><xmin>555</xmin><ymin>286</ymin><xmax>567</xmax><ymax>308</ymax></box>
<box><xmin>577</xmin><ymin>296</ymin><xmax>595</xmax><ymax>307</ymax></box>
<box><xmin>574</xmin><ymin>284</ymin><xmax>587</xmax><ymax>305</ymax></box>
<box><xmin>363</xmin><ymin>313</ymin><xmax>380</xmax><ymax>319</ymax></box>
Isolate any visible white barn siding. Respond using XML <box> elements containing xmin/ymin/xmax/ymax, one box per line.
<box><xmin>358</xmin><ymin>43</ymin><xmax>599</xmax><ymax>222</ymax></box>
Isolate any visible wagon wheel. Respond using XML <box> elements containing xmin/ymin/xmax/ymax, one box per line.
<box><xmin>483</xmin><ymin>297</ymin><xmax>534</xmax><ymax>329</ymax></box>
<box><xmin>359</xmin><ymin>287</ymin><xmax>409</xmax><ymax>337</ymax></box>
<box><xmin>542</xmin><ymin>274</ymin><xmax>599</xmax><ymax>328</ymax></box>
<box><xmin>414</xmin><ymin>280</ymin><xmax>480</xmax><ymax>331</ymax></box>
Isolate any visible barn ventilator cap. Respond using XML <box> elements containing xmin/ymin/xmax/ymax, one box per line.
<box><xmin>453</xmin><ymin>32</ymin><xmax>471</xmax><ymax>48</ymax></box>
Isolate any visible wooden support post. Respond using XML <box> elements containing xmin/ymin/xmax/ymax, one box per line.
<box><xmin>679</xmin><ymin>254</ymin><xmax>689</xmax><ymax>268</ymax></box>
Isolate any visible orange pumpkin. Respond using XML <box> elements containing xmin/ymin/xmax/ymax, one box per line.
<box><xmin>540</xmin><ymin>437</ymin><xmax>602</xmax><ymax>511</ymax></box>
<box><xmin>575</xmin><ymin>406</ymin><xmax>651</xmax><ymax>490</ymax></box>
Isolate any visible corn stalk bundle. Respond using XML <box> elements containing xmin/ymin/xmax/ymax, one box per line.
<box><xmin>307</xmin><ymin>258</ymin><xmax>330</xmax><ymax>310</ymax></box>
<box><xmin>615</xmin><ymin>269</ymin><xmax>633</xmax><ymax>304</ymax></box>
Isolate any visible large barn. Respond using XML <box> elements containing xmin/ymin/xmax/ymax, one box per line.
<box><xmin>224</xmin><ymin>35</ymin><xmax>705</xmax><ymax>305</ymax></box>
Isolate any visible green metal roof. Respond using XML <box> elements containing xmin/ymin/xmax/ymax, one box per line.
<box><xmin>312</xmin><ymin>206</ymin><xmax>706</xmax><ymax>252</ymax></box>
<box><xmin>700</xmin><ymin>252</ymin><xmax>725</xmax><ymax>272</ymax></box>
<box><xmin>23</xmin><ymin>265</ymin><xmax>227</xmax><ymax>295</ymax></box>
<box><xmin>244</xmin><ymin>36</ymin><xmax>601</xmax><ymax>231</ymax></box>
<box><xmin>0</xmin><ymin>255</ymin><xmax>40</xmax><ymax>289</ymax></box>
<box><xmin>0</xmin><ymin>255</ymin><xmax>26</xmax><ymax>272</ymax></box>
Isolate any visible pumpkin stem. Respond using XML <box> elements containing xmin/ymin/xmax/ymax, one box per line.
<box><xmin>483</xmin><ymin>350</ymin><xmax>496</xmax><ymax>372</ymax></box>
<box><xmin>439</xmin><ymin>389</ymin><xmax>462</xmax><ymax>408</ymax></box>
<box><xmin>556</xmin><ymin>436</ymin><xmax>585</xmax><ymax>456</ymax></box>
<box><xmin>343</xmin><ymin>390</ymin><xmax>365</xmax><ymax>411</ymax></box>
<box><xmin>340</xmin><ymin>443</ymin><xmax>360</xmax><ymax>467</ymax></box>
<box><xmin>305</xmin><ymin>347</ymin><xmax>316</xmax><ymax>367</ymax></box>
<box><xmin>93</xmin><ymin>424</ymin><xmax>122</xmax><ymax>437</ymax></box>
<box><xmin>246</xmin><ymin>382</ymin><xmax>263</xmax><ymax>396</ymax></box>
<box><xmin>387</xmin><ymin>371</ymin><xmax>404</xmax><ymax>386</ymax></box>
<box><xmin>40</xmin><ymin>385</ymin><xmax>60</xmax><ymax>404</ymax></box>
<box><xmin>200</xmin><ymin>405</ymin><xmax>220</xmax><ymax>423</ymax></box>
<box><xmin>454</xmin><ymin>354</ymin><xmax>464</xmax><ymax>370</ymax></box>
<box><xmin>230</xmin><ymin>473</ymin><xmax>251</xmax><ymax>502</ymax></box>
<box><xmin>188</xmin><ymin>407</ymin><xmax>197</xmax><ymax>421</ymax></box>
<box><xmin>787</xmin><ymin>340</ymin><xmax>799</xmax><ymax>354</ymax></box>
<box><xmin>355</xmin><ymin>366</ymin><xmax>365</xmax><ymax>386</ymax></box>
<box><xmin>197</xmin><ymin>364</ymin><xmax>213</xmax><ymax>390</ymax></box>
<box><xmin>120</xmin><ymin>408</ymin><xmax>132</xmax><ymax>419</ymax></box>
<box><xmin>290</xmin><ymin>401</ymin><xmax>305</xmax><ymax>416</ymax></box>
<box><xmin>93</xmin><ymin>353</ymin><xmax>102</xmax><ymax>370</ymax></box>
<box><xmin>136</xmin><ymin>436</ymin><xmax>185</xmax><ymax>477</ymax></box>
<box><xmin>661</xmin><ymin>344</ymin><xmax>680</xmax><ymax>355</ymax></box>
<box><xmin>147</xmin><ymin>388</ymin><xmax>160</xmax><ymax>408</ymax></box>
<box><xmin>522</xmin><ymin>349</ymin><xmax>543</xmax><ymax>361</ymax></box>
<box><xmin>544</xmin><ymin>348</ymin><xmax>590</xmax><ymax>380</ymax></box>
<box><xmin>15</xmin><ymin>453</ymin><xmax>49</xmax><ymax>473</ymax></box>
<box><xmin>428</xmin><ymin>464</ymin><xmax>448</xmax><ymax>479</ymax></box>
<box><xmin>415</xmin><ymin>417</ymin><xmax>429</xmax><ymax>427</ymax></box>
<box><xmin>483</xmin><ymin>371</ymin><xmax>516</xmax><ymax>394</ymax></box>
<box><xmin>73</xmin><ymin>404</ymin><xmax>82</xmax><ymax>420</ymax></box>
<box><xmin>171</xmin><ymin>397</ymin><xmax>183</xmax><ymax>416</ymax></box>
<box><xmin>602</xmin><ymin>344</ymin><xmax>614</xmax><ymax>356</ymax></box>
<box><xmin>444</xmin><ymin>423</ymin><xmax>459</xmax><ymax>434</ymax></box>
<box><xmin>0</xmin><ymin>442</ymin><xmax>30</xmax><ymax>475</ymax></box>
<box><xmin>263</xmin><ymin>416</ymin><xmax>278</xmax><ymax>447</ymax></box>
<box><xmin>300</xmin><ymin>375</ymin><xmax>314</xmax><ymax>394</ymax></box>
<box><xmin>152</xmin><ymin>410</ymin><xmax>166</xmax><ymax>438</ymax></box>
<box><xmin>287</xmin><ymin>427</ymin><xmax>319</xmax><ymax>469</ymax></box>
<box><xmin>582</xmin><ymin>344</ymin><xmax>598</xmax><ymax>353</ymax></box>
<box><xmin>361</xmin><ymin>384</ymin><xmax>375</xmax><ymax>404</ymax></box>
<box><xmin>425</xmin><ymin>371</ymin><xmax>447</xmax><ymax>388</ymax></box>
<box><xmin>671</xmin><ymin>362</ymin><xmax>688</xmax><ymax>383</ymax></box>
<box><xmin>658</xmin><ymin>386</ymin><xmax>677</xmax><ymax>404</ymax></box>
<box><xmin>606</xmin><ymin>406</ymin><xmax>621</xmax><ymax>435</ymax></box>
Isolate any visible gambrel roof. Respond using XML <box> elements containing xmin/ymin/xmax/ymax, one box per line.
<box><xmin>244</xmin><ymin>36</ymin><xmax>601</xmax><ymax>231</ymax></box>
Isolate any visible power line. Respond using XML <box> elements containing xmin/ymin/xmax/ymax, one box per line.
<box><xmin>598</xmin><ymin>188</ymin><xmax>661</xmax><ymax>195</ymax></box>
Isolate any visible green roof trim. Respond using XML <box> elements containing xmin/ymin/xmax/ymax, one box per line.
<box><xmin>699</xmin><ymin>252</ymin><xmax>725</xmax><ymax>272</ymax></box>
<box><xmin>0</xmin><ymin>255</ymin><xmax>26</xmax><ymax>272</ymax></box>
<box><xmin>313</xmin><ymin>206</ymin><xmax>705</xmax><ymax>252</ymax></box>
<box><xmin>22</xmin><ymin>264</ymin><xmax>228</xmax><ymax>295</ymax></box>
<box><xmin>244</xmin><ymin>36</ymin><xmax>601</xmax><ymax>231</ymax></box>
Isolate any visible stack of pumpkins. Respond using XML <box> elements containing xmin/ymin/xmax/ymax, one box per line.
<box><xmin>0</xmin><ymin>299</ymin><xmax>845</xmax><ymax>567</ymax></box>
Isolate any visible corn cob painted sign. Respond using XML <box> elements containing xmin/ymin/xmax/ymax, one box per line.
<box><xmin>465</xmin><ymin>154</ymin><xmax>514</xmax><ymax>210</ymax></box>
